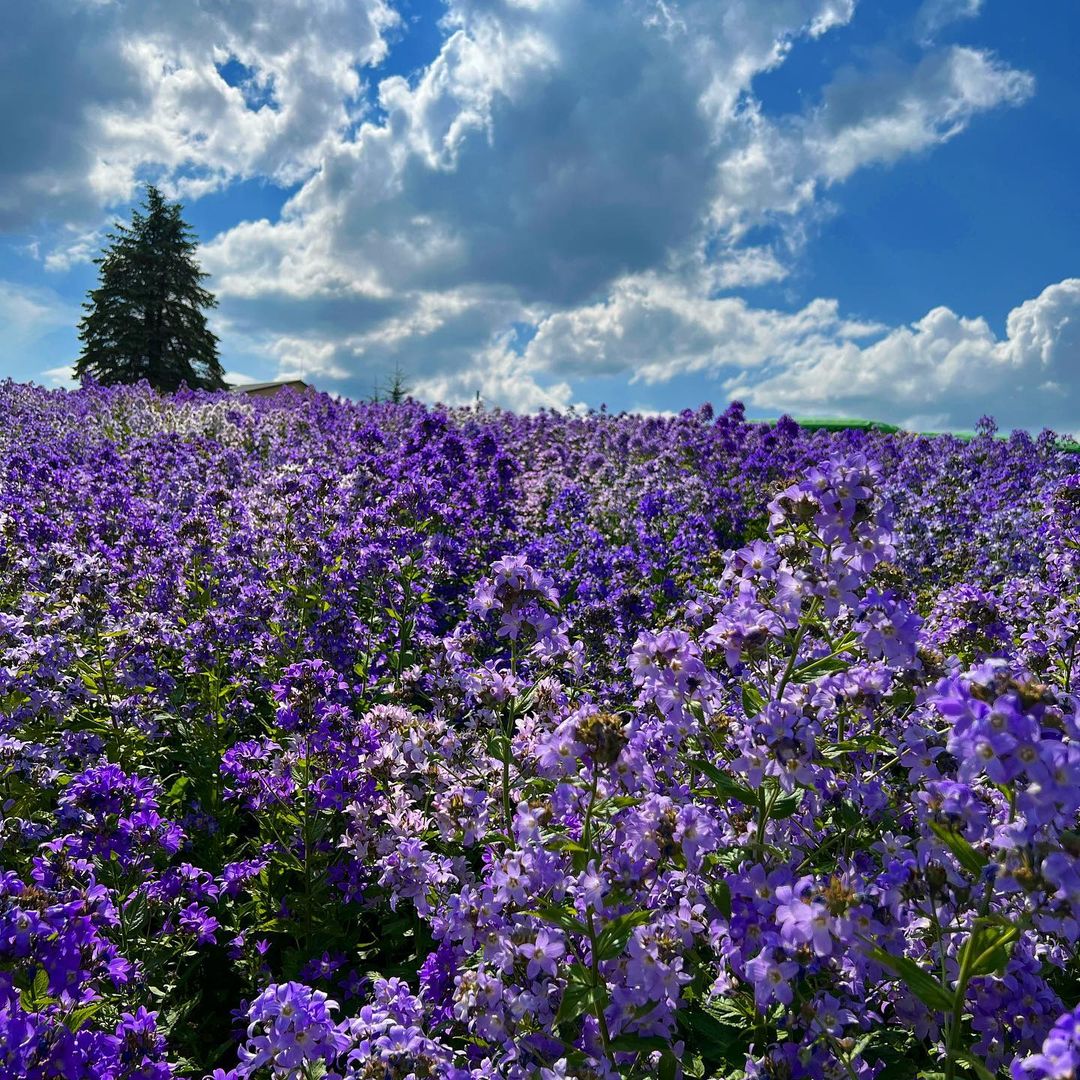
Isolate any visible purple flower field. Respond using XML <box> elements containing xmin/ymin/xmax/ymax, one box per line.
<box><xmin>1</xmin><ymin>378</ymin><xmax>1078</xmax><ymax>1079</ymax></box>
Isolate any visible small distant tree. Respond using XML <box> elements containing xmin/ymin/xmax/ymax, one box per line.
<box><xmin>75</xmin><ymin>184</ymin><xmax>226</xmax><ymax>392</ymax></box>
<box><xmin>383</xmin><ymin>363</ymin><xmax>412</xmax><ymax>404</ymax></box>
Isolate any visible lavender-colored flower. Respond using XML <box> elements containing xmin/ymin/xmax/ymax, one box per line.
<box><xmin>235</xmin><ymin>982</ymin><xmax>353</xmax><ymax>1077</ymax></box>
<box><xmin>518</xmin><ymin>928</ymin><xmax>565</xmax><ymax>979</ymax></box>
<box><xmin>1011</xmin><ymin>1003</ymin><xmax>1080</xmax><ymax>1080</ymax></box>
<box><xmin>744</xmin><ymin>948</ymin><xmax>799</xmax><ymax>1009</ymax></box>
<box><xmin>2</xmin><ymin>386</ymin><xmax>1078</xmax><ymax>1077</ymax></box>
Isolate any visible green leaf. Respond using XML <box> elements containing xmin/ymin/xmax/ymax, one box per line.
<box><xmin>555</xmin><ymin>980</ymin><xmax>595</xmax><ymax>1026</ymax></box>
<box><xmin>595</xmin><ymin>910</ymin><xmax>653</xmax><ymax>962</ymax></box>
<box><xmin>865</xmin><ymin>947</ymin><xmax>954</xmax><ymax>1012</ymax></box>
<box><xmin>524</xmin><ymin>903</ymin><xmax>589</xmax><ymax>937</ymax></box>
<box><xmin>565</xmin><ymin>961</ymin><xmax>593</xmax><ymax>985</ymax></box>
<box><xmin>691</xmin><ymin>757</ymin><xmax>756</xmax><ymax>804</ymax></box>
<box><xmin>742</xmin><ymin>685</ymin><xmax>765</xmax><ymax>717</ymax></box>
<box><xmin>770</xmin><ymin>789</ymin><xmax>804</xmax><ymax>819</ymax></box>
<box><xmin>486</xmin><ymin>734</ymin><xmax>512</xmax><ymax>762</ymax></box>
<box><xmin>608</xmin><ymin>1034</ymin><xmax>672</xmax><ymax>1054</ymax></box>
<box><xmin>872</xmin><ymin>1060</ymin><xmax>920</xmax><ymax>1080</ymax></box>
<box><xmin>791</xmin><ymin>644</ymin><xmax>857</xmax><ymax>682</ymax></box>
<box><xmin>1059</xmin><ymin>829</ymin><xmax>1080</xmax><ymax>856</ymax></box>
<box><xmin>953</xmin><ymin>1051</ymin><xmax>997</xmax><ymax>1080</ymax></box>
<box><xmin>966</xmin><ymin>922</ymin><xmax>1020</xmax><ymax>978</ymax></box>
<box><xmin>658</xmin><ymin>1050</ymin><xmax>679</xmax><ymax>1080</ymax></box>
<box><xmin>677</xmin><ymin>1003</ymin><xmax>748</xmax><ymax>1065</ymax></box>
<box><xmin>821</xmin><ymin>734</ymin><xmax>895</xmax><ymax>759</ymax></box>
<box><xmin>929</xmin><ymin>823</ymin><xmax>988</xmax><ymax>878</ymax></box>
<box><xmin>548</xmin><ymin>837</ymin><xmax>590</xmax><ymax>855</ymax></box>
<box><xmin>166</xmin><ymin>775</ymin><xmax>190</xmax><ymax>801</ymax></box>
<box><xmin>682</xmin><ymin>1053</ymin><xmax>706</xmax><ymax>1079</ymax></box>
<box><xmin>709</xmin><ymin>879</ymin><xmax>732</xmax><ymax>920</ymax></box>
<box><xmin>554</xmin><ymin>965</ymin><xmax>609</xmax><ymax>1027</ymax></box>
<box><xmin>69</xmin><ymin>1002</ymin><xmax>106</xmax><ymax>1031</ymax></box>
<box><xmin>480</xmin><ymin>830</ymin><xmax>515</xmax><ymax>846</ymax></box>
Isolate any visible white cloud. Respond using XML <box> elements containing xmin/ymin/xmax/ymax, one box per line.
<box><xmin>708</xmin><ymin>246</ymin><xmax>791</xmax><ymax>289</ymax></box>
<box><xmin>812</xmin><ymin>47</ymin><xmax>1033</xmax><ymax>180</ymax></box>
<box><xmin>223</xmin><ymin>369</ymin><xmax>259</xmax><ymax>387</ymax></box>
<box><xmin>266</xmin><ymin>337</ymin><xmax>351</xmax><ymax>381</ymax></box>
<box><xmin>711</xmin><ymin>46</ymin><xmax>1033</xmax><ymax>239</ymax></box>
<box><xmin>411</xmin><ymin>331</ymin><xmax>582</xmax><ymax>413</ymax></box>
<box><xmin>1</xmin><ymin>0</ymin><xmax>1046</xmax><ymax>423</ymax></box>
<box><xmin>916</xmin><ymin>0</ymin><xmax>984</xmax><ymax>42</ymax></box>
<box><xmin>43</xmin><ymin>228</ymin><xmax>105</xmax><ymax>274</ymax></box>
<box><xmin>0</xmin><ymin>281</ymin><xmax>74</xmax><ymax>336</ymax></box>
<box><xmin>727</xmin><ymin>278</ymin><xmax>1080</xmax><ymax>429</ymax></box>
<box><xmin>41</xmin><ymin>364</ymin><xmax>78</xmax><ymax>389</ymax></box>
<box><xmin>521</xmin><ymin>272</ymin><xmax>884</xmax><ymax>382</ymax></box>
<box><xmin>0</xmin><ymin>0</ymin><xmax>398</xmax><ymax>236</ymax></box>
<box><xmin>0</xmin><ymin>282</ymin><xmax>78</xmax><ymax>372</ymax></box>
<box><xmin>524</xmin><ymin>273</ymin><xmax>1080</xmax><ymax>432</ymax></box>
<box><xmin>185</xmin><ymin>1</ymin><xmax>1032</xmax><ymax>405</ymax></box>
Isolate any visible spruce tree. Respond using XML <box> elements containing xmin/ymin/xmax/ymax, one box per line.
<box><xmin>383</xmin><ymin>363</ymin><xmax>412</xmax><ymax>404</ymax></box>
<box><xmin>75</xmin><ymin>185</ymin><xmax>226</xmax><ymax>392</ymax></box>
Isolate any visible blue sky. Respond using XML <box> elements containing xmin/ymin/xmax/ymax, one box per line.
<box><xmin>2</xmin><ymin>0</ymin><xmax>1078</xmax><ymax>431</ymax></box>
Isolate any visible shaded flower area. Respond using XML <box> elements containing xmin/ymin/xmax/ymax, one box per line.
<box><xmin>0</xmin><ymin>379</ymin><xmax>1078</xmax><ymax>1079</ymax></box>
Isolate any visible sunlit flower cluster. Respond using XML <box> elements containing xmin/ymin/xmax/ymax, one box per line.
<box><xmin>0</xmin><ymin>380</ymin><xmax>1077</xmax><ymax>1079</ymax></box>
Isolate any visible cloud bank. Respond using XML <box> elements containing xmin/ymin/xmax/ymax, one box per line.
<box><xmin>3</xmin><ymin>0</ymin><xmax>1072</xmax><ymax>431</ymax></box>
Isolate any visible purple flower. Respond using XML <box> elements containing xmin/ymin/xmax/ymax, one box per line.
<box><xmin>1011</xmin><ymin>1003</ymin><xmax>1080</xmax><ymax>1080</ymax></box>
<box><xmin>235</xmin><ymin>982</ymin><xmax>352</xmax><ymax>1077</ymax></box>
<box><xmin>519</xmin><ymin>928</ymin><xmax>565</xmax><ymax>979</ymax></box>
<box><xmin>177</xmin><ymin>902</ymin><xmax>219</xmax><ymax>944</ymax></box>
<box><xmin>744</xmin><ymin>948</ymin><xmax>799</xmax><ymax>1009</ymax></box>
<box><xmin>774</xmin><ymin>887</ymin><xmax>833</xmax><ymax>956</ymax></box>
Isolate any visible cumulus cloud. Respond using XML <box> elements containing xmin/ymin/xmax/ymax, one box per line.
<box><xmin>412</xmin><ymin>335</ymin><xmax>580</xmax><ymax>413</ymax></box>
<box><xmin>0</xmin><ymin>281</ymin><xmax>77</xmax><ymax>355</ymax></box>
<box><xmin>2</xmin><ymin>0</ymin><xmax>1047</xmax><ymax>425</ymax></box>
<box><xmin>0</xmin><ymin>0</ymin><xmax>397</xmax><ymax>236</ymax></box>
<box><xmin>40</xmin><ymin>365</ymin><xmax>78</xmax><ymax>389</ymax></box>
<box><xmin>193</xmin><ymin>0</ymin><xmax>847</xmax><ymax>394</ymax></box>
<box><xmin>725</xmin><ymin>278</ymin><xmax>1080</xmax><ymax>425</ymax></box>
<box><xmin>188</xmin><ymin>0</ymin><xmax>1032</xmax><ymax>402</ymax></box>
<box><xmin>916</xmin><ymin>0</ymin><xmax>984</xmax><ymax>43</ymax></box>
<box><xmin>519</xmin><ymin>271</ymin><xmax>887</xmax><ymax>384</ymax></box>
<box><xmin>519</xmin><ymin>271</ymin><xmax>1080</xmax><ymax>432</ymax></box>
<box><xmin>712</xmin><ymin>46</ymin><xmax>1034</xmax><ymax>238</ymax></box>
<box><xmin>812</xmin><ymin>47</ymin><xmax>1033</xmax><ymax>179</ymax></box>
<box><xmin>728</xmin><ymin>279</ymin><xmax>1080</xmax><ymax>430</ymax></box>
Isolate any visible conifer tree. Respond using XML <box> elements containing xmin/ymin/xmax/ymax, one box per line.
<box><xmin>75</xmin><ymin>185</ymin><xmax>225</xmax><ymax>391</ymax></box>
<box><xmin>383</xmin><ymin>363</ymin><xmax>412</xmax><ymax>404</ymax></box>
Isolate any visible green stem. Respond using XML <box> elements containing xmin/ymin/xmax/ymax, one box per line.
<box><xmin>302</xmin><ymin>745</ymin><xmax>313</xmax><ymax>954</ymax></box>
<box><xmin>943</xmin><ymin>885</ymin><xmax>994</xmax><ymax>1080</ymax></box>
<box><xmin>502</xmin><ymin>752</ymin><xmax>512</xmax><ymax>838</ymax></box>
<box><xmin>823</xmin><ymin>1031</ymin><xmax>861</xmax><ymax>1080</ymax></box>
<box><xmin>944</xmin><ymin>939</ymin><xmax>975</xmax><ymax>1080</ymax></box>
<box><xmin>755</xmin><ymin>784</ymin><xmax>781</xmax><ymax>858</ymax></box>
<box><xmin>773</xmin><ymin>596</ymin><xmax>821</xmax><ymax>703</ymax></box>
<box><xmin>582</xmin><ymin>769</ymin><xmax>599</xmax><ymax>855</ymax></box>
<box><xmin>927</xmin><ymin>893</ymin><xmax>950</xmax><ymax>992</ymax></box>
<box><xmin>586</xmin><ymin>909</ymin><xmax>614</xmax><ymax>1065</ymax></box>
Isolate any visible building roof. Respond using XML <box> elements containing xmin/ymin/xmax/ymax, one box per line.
<box><xmin>234</xmin><ymin>379</ymin><xmax>310</xmax><ymax>394</ymax></box>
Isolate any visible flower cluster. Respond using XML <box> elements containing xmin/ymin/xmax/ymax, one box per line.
<box><xmin>1012</xmin><ymin>1003</ymin><xmax>1080</xmax><ymax>1080</ymax></box>
<box><xmin>0</xmin><ymin>379</ymin><xmax>1078</xmax><ymax>1078</ymax></box>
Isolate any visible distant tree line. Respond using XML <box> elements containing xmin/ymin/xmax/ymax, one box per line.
<box><xmin>368</xmin><ymin>363</ymin><xmax>412</xmax><ymax>404</ymax></box>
